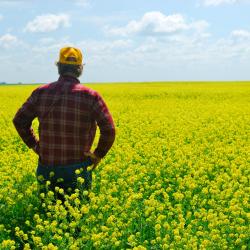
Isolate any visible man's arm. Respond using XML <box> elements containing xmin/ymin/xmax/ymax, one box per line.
<box><xmin>91</xmin><ymin>93</ymin><xmax>116</xmax><ymax>159</ymax></box>
<box><xmin>13</xmin><ymin>89</ymin><xmax>39</xmax><ymax>152</ymax></box>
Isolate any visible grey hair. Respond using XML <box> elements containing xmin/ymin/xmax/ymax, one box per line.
<box><xmin>57</xmin><ymin>63</ymin><xmax>83</xmax><ymax>78</ymax></box>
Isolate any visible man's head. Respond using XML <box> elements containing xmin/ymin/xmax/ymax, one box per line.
<box><xmin>56</xmin><ymin>47</ymin><xmax>84</xmax><ymax>78</ymax></box>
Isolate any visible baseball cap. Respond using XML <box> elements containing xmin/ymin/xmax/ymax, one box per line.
<box><xmin>58</xmin><ymin>47</ymin><xmax>83</xmax><ymax>65</ymax></box>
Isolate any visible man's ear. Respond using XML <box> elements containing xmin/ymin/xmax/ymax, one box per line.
<box><xmin>79</xmin><ymin>64</ymin><xmax>84</xmax><ymax>75</ymax></box>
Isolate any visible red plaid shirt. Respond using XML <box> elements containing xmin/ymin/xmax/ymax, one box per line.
<box><xmin>13</xmin><ymin>76</ymin><xmax>115</xmax><ymax>165</ymax></box>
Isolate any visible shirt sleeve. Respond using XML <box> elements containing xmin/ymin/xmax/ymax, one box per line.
<box><xmin>92</xmin><ymin>93</ymin><xmax>116</xmax><ymax>158</ymax></box>
<box><xmin>12</xmin><ymin>88</ymin><xmax>39</xmax><ymax>148</ymax></box>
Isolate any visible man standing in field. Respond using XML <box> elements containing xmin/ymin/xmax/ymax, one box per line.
<box><xmin>13</xmin><ymin>47</ymin><xmax>115</xmax><ymax>200</ymax></box>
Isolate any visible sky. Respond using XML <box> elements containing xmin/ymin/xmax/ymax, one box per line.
<box><xmin>0</xmin><ymin>0</ymin><xmax>250</xmax><ymax>83</ymax></box>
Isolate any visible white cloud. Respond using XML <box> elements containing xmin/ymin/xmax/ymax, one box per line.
<box><xmin>0</xmin><ymin>15</ymin><xmax>3</xmax><ymax>21</ymax></box>
<box><xmin>2</xmin><ymin>29</ymin><xmax>250</xmax><ymax>82</ymax></box>
<box><xmin>63</xmin><ymin>39</ymin><xmax>133</xmax><ymax>66</ymax></box>
<box><xmin>31</xmin><ymin>37</ymin><xmax>72</xmax><ymax>54</ymax></box>
<box><xmin>231</xmin><ymin>29</ymin><xmax>250</xmax><ymax>38</ymax></box>
<box><xmin>78</xmin><ymin>39</ymin><xmax>133</xmax><ymax>56</ymax></box>
<box><xmin>107</xmin><ymin>11</ymin><xmax>208</xmax><ymax>36</ymax></box>
<box><xmin>25</xmin><ymin>14</ymin><xmax>70</xmax><ymax>32</ymax></box>
<box><xmin>0</xmin><ymin>33</ymin><xmax>18</xmax><ymax>48</ymax></box>
<box><xmin>33</xmin><ymin>38</ymin><xmax>132</xmax><ymax>55</ymax></box>
<box><xmin>80</xmin><ymin>26</ymin><xmax>250</xmax><ymax>80</ymax></box>
<box><xmin>190</xmin><ymin>20</ymin><xmax>209</xmax><ymax>32</ymax></box>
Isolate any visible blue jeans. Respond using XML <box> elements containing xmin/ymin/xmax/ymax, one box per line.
<box><xmin>36</xmin><ymin>158</ymin><xmax>93</xmax><ymax>200</ymax></box>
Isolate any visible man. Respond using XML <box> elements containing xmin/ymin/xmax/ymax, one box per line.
<box><xmin>13</xmin><ymin>47</ymin><xmax>116</xmax><ymax>200</ymax></box>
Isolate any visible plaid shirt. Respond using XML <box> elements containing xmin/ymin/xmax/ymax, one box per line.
<box><xmin>13</xmin><ymin>76</ymin><xmax>115</xmax><ymax>165</ymax></box>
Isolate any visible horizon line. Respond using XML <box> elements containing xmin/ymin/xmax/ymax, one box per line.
<box><xmin>1</xmin><ymin>80</ymin><xmax>250</xmax><ymax>85</ymax></box>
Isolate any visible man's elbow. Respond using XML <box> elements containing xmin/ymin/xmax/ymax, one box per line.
<box><xmin>12</xmin><ymin>114</ymin><xmax>25</xmax><ymax>130</ymax></box>
<box><xmin>111</xmin><ymin>125</ymin><xmax>116</xmax><ymax>141</ymax></box>
<box><xmin>110</xmin><ymin>130</ymin><xmax>115</xmax><ymax>146</ymax></box>
<box><xmin>12</xmin><ymin>116</ymin><xmax>19</xmax><ymax>128</ymax></box>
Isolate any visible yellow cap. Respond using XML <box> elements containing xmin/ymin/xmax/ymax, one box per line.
<box><xmin>58</xmin><ymin>47</ymin><xmax>83</xmax><ymax>65</ymax></box>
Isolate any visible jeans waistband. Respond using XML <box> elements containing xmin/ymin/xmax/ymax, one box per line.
<box><xmin>38</xmin><ymin>157</ymin><xmax>92</xmax><ymax>169</ymax></box>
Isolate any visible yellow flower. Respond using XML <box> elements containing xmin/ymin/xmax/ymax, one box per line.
<box><xmin>74</xmin><ymin>198</ymin><xmax>81</xmax><ymax>206</ymax></box>
<box><xmin>101</xmin><ymin>226</ymin><xmax>109</xmax><ymax>232</ymax></box>
<box><xmin>80</xmin><ymin>205</ymin><xmax>89</xmax><ymax>214</ymax></box>
<box><xmin>1</xmin><ymin>239</ymin><xmax>16</xmax><ymax>248</ymax></box>
<box><xmin>77</xmin><ymin>177</ymin><xmax>85</xmax><ymax>184</ymax></box>
<box><xmin>75</xmin><ymin>169</ymin><xmax>80</xmax><ymax>175</ymax></box>
<box><xmin>114</xmin><ymin>241</ymin><xmax>120</xmax><ymax>247</ymax></box>
<box><xmin>49</xmin><ymin>171</ymin><xmax>55</xmax><ymax>178</ymax></box>
<box><xmin>83</xmin><ymin>190</ymin><xmax>88</xmax><ymax>196</ymax></box>
<box><xmin>37</xmin><ymin>175</ymin><xmax>44</xmax><ymax>181</ymax></box>
<box><xmin>133</xmin><ymin>246</ymin><xmax>147</xmax><ymax>250</ymax></box>
<box><xmin>40</xmin><ymin>193</ymin><xmax>45</xmax><ymax>199</ymax></box>
<box><xmin>155</xmin><ymin>224</ymin><xmax>161</xmax><ymax>231</ymax></box>
<box><xmin>23</xmin><ymin>243</ymin><xmax>31</xmax><ymax>250</ymax></box>
<box><xmin>56</xmin><ymin>178</ymin><xmax>64</xmax><ymax>183</ymax></box>
<box><xmin>58</xmin><ymin>188</ymin><xmax>64</xmax><ymax>194</ymax></box>
<box><xmin>47</xmin><ymin>243</ymin><xmax>58</xmax><ymax>250</ymax></box>
<box><xmin>173</xmin><ymin>192</ymin><xmax>184</xmax><ymax>201</ymax></box>
<box><xmin>128</xmin><ymin>234</ymin><xmax>137</xmax><ymax>247</ymax></box>
<box><xmin>23</xmin><ymin>234</ymin><xmax>28</xmax><ymax>240</ymax></box>
<box><xmin>32</xmin><ymin>236</ymin><xmax>42</xmax><ymax>246</ymax></box>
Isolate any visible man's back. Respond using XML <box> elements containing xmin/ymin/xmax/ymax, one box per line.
<box><xmin>13</xmin><ymin>75</ymin><xmax>115</xmax><ymax>165</ymax></box>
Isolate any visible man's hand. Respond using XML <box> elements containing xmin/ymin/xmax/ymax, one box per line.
<box><xmin>32</xmin><ymin>143</ymin><xmax>39</xmax><ymax>155</ymax></box>
<box><xmin>84</xmin><ymin>152</ymin><xmax>101</xmax><ymax>170</ymax></box>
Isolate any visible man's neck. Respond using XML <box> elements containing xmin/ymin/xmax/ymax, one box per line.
<box><xmin>58</xmin><ymin>74</ymin><xmax>80</xmax><ymax>84</ymax></box>
<box><xmin>62</xmin><ymin>73</ymin><xmax>79</xmax><ymax>79</ymax></box>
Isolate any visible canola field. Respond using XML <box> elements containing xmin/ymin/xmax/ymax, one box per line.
<box><xmin>0</xmin><ymin>82</ymin><xmax>249</xmax><ymax>250</ymax></box>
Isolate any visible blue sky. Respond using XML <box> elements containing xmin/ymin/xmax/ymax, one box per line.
<box><xmin>1</xmin><ymin>0</ymin><xmax>250</xmax><ymax>83</ymax></box>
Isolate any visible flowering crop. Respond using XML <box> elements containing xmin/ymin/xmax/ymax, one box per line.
<box><xmin>0</xmin><ymin>82</ymin><xmax>249</xmax><ymax>249</ymax></box>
